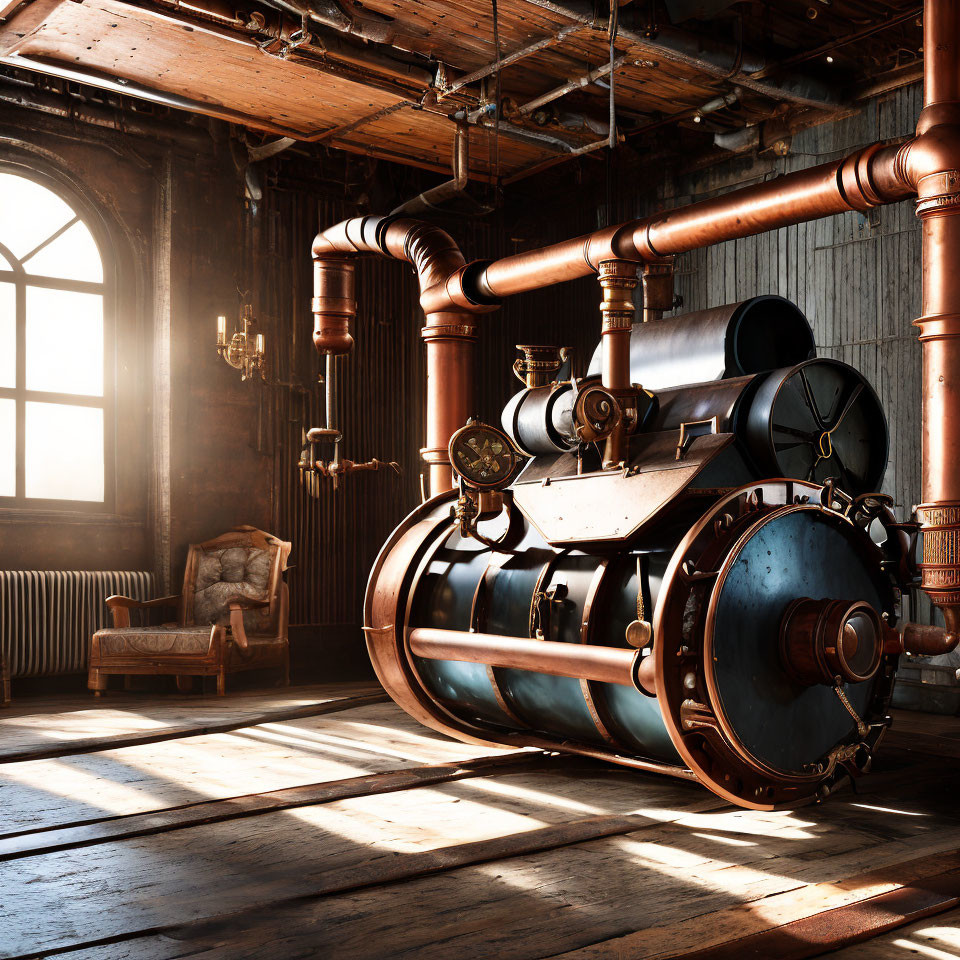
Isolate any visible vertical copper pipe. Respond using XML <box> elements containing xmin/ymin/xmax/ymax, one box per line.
<box><xmin>311</xmin><ymin>217</ymin><xmax>492</xmax><ymax>496</ymax></box>
<box><xmin>598</xmin><ymin>261</ymin><xmax>638</xmax><ymax>467</ymax></box>
<box><xmin>598</xmin><ymin>260</ymin><xmax>637</xmax><ymax>392</ymax></box>
<box><xmin>421</xmin><ymin>318</ymin><xmax>477</xmax><ymax>495</ymax></box>
<box><xmin>911</xmin><ymin>0</ymin><xmax>960</xmax><ymax>653</ymax></box>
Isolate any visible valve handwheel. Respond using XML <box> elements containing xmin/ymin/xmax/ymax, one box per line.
<box><xmin>448</xmin><ymin>422</ymin><xmax>520</xmax><ymax>490</ymax></box>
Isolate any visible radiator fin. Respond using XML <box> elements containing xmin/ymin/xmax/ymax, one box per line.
<box><xmin>0</xmin><ymin>571</ymin><xmax>155</xmax><ymax>676</ymax></box>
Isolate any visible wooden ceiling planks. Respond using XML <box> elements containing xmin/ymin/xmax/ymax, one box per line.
<box><xmin>0</xmin><ymin>0</ymin><xmax>927</xmax><ymax>181</ymax></box>
<box><xmin>347</xmin><ymin>105</ymin><xmax>555</xmax><ymax>179</ymax></box>
<box><xmin>0</xmin><ymin>0</ymin><xmax>401</xmax><ymax>138</ymax></box>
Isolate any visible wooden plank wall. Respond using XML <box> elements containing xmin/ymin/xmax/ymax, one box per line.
<box><xmin>664</xmin><ymin>86</ymin><xmax>924</xmax><ymax>536</ymax></box>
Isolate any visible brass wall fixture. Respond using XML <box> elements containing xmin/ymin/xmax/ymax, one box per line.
<box><xmin>298</xmin><ymin>354</ymin><xmax>400</xmax><ymax>493</ymax></box>
<box><xmin>216</xmin><ymin>306</ymin><xmax>265</xmax><ymax>381</ymax></box>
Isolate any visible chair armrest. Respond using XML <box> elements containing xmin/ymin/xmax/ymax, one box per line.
<box><xmin>226</xmin><ymin>598</ymin><xmax>268</xmax><ymax>653</ymax></box>
<box><xmin>105</xmin><ymin>594</ymin><xmax>181</xmax><ymax>628</ymax></box>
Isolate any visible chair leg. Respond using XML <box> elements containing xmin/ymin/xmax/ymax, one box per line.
<box><xmin>175</xmin><ymin>675</ymin><xmax>194</xmax><ymax>694</ymax></box>
<box><xmin>283</xmin><ymin>645</ymin><xmax>290</xmax><ymax>687</ymax></box>
<box><xmin>217</xmin><ymin>668</ymin><xmax>226</xmax><ymax>696</ymax></box>
<box><xmin>88</xmin><ymin>667</ymin><xmax>107</xmax><ymax>696</ymax></box>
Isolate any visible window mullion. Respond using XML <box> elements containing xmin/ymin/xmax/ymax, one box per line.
<box><xmin>14</xmin><ymin>277</ymin><xmax>24</xmax><ymax>501</ymax></box>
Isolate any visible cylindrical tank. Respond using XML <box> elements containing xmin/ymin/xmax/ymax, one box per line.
<box><xmin>365</xmin><ymin>478</ymin><xmax>901</xmax><ymax>810</ymax></box>
<box><xmin>365</xmin><ymin>295</ymin><xmax>901</xmax><ymax>810</ymax></box>
<box><xmin>585</xmin><ymin>296</ymin><xmax>816</xmax><ymax>389</ymax></box>
<box><xmin>504</xmin><ymin>358</ymin><xmax>888</xmax><ymax>497</ymax></box>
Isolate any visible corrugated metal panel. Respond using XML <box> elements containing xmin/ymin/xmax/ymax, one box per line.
<box><xmin>0</xmin><ymin>570</ymin><xmax>154</xmax><ymax>676</ymax></box>
<box><xmin>257</xmin><ymin>176</ymin><xmax>596</xmax><ymax>627</ymax></box>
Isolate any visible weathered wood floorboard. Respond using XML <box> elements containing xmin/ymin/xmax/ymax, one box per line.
<box><xmin>0</xmin><ymin>683</ymin><xmax>386</xmax><ymax>763</ymax></box>
<box><xmin>824</xmin><ymin>901</ymin><xmax>960</xmax><ymax>958</ymax></box>
<box><xmin>5</xmin><ymin>691</ymin><xmax>960</xmax><ymax>960</ymax></box>
<box><xmin>0</xmin><ymin>701</ymin><xmax>513</xmax><ymax>835</ymax></box>
<box><xmin>0</xmin><ymin>750</ymin><xmax>552</xmax><ymax>861</ymax></box>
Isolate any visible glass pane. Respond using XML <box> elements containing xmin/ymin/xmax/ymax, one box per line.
<box><xmin>0</xmin><ymin>282</ymin><xmax>13</xmax><ymax>389</ymax></box>
<box><xmin>26</xmin><ymin>287</ymin><xmax>103</xmax><ymax>396</ymax></box>
<box><xmin>0</xmin><ymin>398</ymin><xmax>13</xmax><ymax>496</ymax></box>
<box><xmin>0</xmin><ymin>249</ymin><xmax>10</xmax><ymax>270</ymax></box>
<box><xmin>24</xmin><ymin>220</ymin><xmax>102</xmax><ymax>283</ymax></box>
<box><xmin>0</xmin><ymin>173</ymin><xmax>74</xmax><ymax>260</ymax></box>
<box><xmin>25</xmin><ymin>401</ymin><xmax>103</xmax><ymax>501</ymax></box>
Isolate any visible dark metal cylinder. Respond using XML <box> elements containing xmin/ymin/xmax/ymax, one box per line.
<box><xmin>586</xmin><ymin>296</ymin><xmax>815</xmax><ymax>390</ymax></box>
<box><xmin>501</xmin><ymin>383</ymin><xmax>577</xmax><ymax>455</ymax></box>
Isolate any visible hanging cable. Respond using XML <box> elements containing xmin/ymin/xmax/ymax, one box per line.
<box><xmin>605</xmin><ymin>0</ymin><xmax>619</xmax><ymax>225</ymax></box>
<box><xmin>608</xmin><ymin>0</ymin><xmax>618</xmax><ymax>153</ymax></box>
<box><xmin>492</xmin><ymin>0</ymin><xmax>502</xmax><ymax>187</ymax></box>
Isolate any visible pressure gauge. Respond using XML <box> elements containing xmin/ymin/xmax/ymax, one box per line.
<box><xmin>448</xmin><ymin>422</ymin><xmax>519</xmax><ymax>490</ymax></box>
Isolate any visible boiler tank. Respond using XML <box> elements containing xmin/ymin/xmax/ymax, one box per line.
<box><xmin>364</xmin><ymin>298</ymin><xmax>907</xmax><ymax>810</ymax></box>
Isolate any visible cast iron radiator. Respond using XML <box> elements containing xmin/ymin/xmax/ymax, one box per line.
<box><xmin>0</xmin><ymin>571</ymin><xmax>154</xmax><ymax>676</ymax></box>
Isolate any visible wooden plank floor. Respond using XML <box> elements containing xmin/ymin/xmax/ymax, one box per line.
<box><xmin>3</xmin><ymin>688</ymin><xmax>960</xmax><ymax>960</ymax></box>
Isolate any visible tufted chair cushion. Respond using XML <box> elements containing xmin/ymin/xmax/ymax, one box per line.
<box><xmin>94</xmin><ymin>625</ymin><xmax>214</xmax><ymax>658</ymax></box>
<box><xmin>192</xmin><ymin>546</ymin><xmax>274</xmax><ymax>633</ymax></box>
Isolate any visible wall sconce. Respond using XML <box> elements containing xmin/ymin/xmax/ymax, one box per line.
<box><xmin>216</xmin><ymin>305</ymin><xmax>265</xmax><ymax>381</ymax></box>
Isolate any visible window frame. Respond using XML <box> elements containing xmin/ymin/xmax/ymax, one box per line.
<box><xmin>0</xmin><ymin>163</ymin><xmax>117</xmax><ymax>514</ymax></box>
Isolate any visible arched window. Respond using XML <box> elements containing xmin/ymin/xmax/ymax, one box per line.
<box><xmin>0</xmin><ymin>168</ymin><xmax>112</xmax><ymax>507</ymax></box>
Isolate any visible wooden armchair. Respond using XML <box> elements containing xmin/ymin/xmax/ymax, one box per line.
<box><xmin>88</xmin><ymin>526</ymin><xmax>292</xmax><ymax>696</ymax></box>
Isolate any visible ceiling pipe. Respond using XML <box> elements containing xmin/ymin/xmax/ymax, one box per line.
<box><xmin>520</xmin><ymin>0</ymin><xmax>843</xmax><ymax>110</ymax></box>
<box><xmin>441</xmin><ymin>23</ymin><xmax>584</xmax><ymax>98</ymax></box>
<box><xmin>518</xmin><ymin>54</ymin><xmax>633</xmax><ymax>116</ymax></box>
<box><xmin>0</xmin><ymin>75</ymin><xmax>214</xmax><ymax>149</ymax></box>
<box><xmin>390</xmin><ymin>122</ymin><xmax>470</xmax><ymax>216</ymax></box>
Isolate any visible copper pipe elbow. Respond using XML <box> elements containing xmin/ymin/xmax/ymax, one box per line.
<box><xmin>900</xmin><ymin>611</ymin><xmax>960</xmax><ymax>658</ymax></box>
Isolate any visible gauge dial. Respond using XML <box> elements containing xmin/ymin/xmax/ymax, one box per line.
<box><xmin>448</xmin><ymin>422</ymin><xmax>519</xmax><ymax>489</ymax></box>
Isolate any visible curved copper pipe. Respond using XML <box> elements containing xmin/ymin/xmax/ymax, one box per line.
<box><xmin>311</xmin><ymin>216</ymin><xmax>494</xmax><ymax>494</ymax></box>
<box><xmin>899</xmin><ymin>616</ymin><xmax>960</xmax><ymax>658</ymax></box>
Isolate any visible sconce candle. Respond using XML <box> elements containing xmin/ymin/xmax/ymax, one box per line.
<box><xmin>215</xmin><ymin>307</ymin><xmax>265</xmax><ymax>381</ymax></box>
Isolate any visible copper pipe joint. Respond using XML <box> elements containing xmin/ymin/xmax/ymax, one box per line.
<box><xmin>312</xmin><ymin>258</ymin><xmax>356</xmax><ymax>356</ymax></box>
<box><xmin>641</xmin><ymin>260</ymin><xmax>674</xmax><ymax>323</ymax></box>
<box><xmin>408</xmin><ymin>627</ymin><xmax>642</xmax><ymax>689</ymax></box>
<box><xmin>780</xmin><ymin>597</ymin><xmax>883</xmax><ymax>686</ymax></box>
<box><xmin>915</xmin><ymin>503</ymin><xmax>960</xmax><ymax>655</ymax></box>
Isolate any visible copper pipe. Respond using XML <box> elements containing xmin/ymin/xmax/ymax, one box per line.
<box><xmin>461</xmin><ymin>142</ymin><xmax>913</xmax><ymax>305</ymax></box>
<box><xmin>905</xmin><ymin>0</ymin><xmax>960</xmax><ymax>647</ymax></box>
<box><xmin>898</xmin><ymin>619</ymin><xmax>960</xmax><ymax>658</ymax></box>
<box><xmin>597</xmin><ymin>261</ymin><xmax>637</xmax><ymax>467</ymax></box>
<box><xmin>641</xmin><ymin>260</ymin><xmax>674</xmax><ymax>323</ymax></box>
<box><xmin>311</xmin><ymin>216</ymin><xmax>493</xmax><ymax>496</ymax></box>
<box><xmin>409</xmin><ymin>627</ymin><xmax>640</xmax><ymax>688</ymax></box>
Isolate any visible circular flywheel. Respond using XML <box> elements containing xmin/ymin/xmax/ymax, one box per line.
<box><xmin>653</xmin><ymin>480</ymin><xmax>899</xmax><ymax>810</ymax></box>
<box><xmin>744</xmin><ymin>359</ymin><xmax>888</xmax><ymax>497</ymax></box>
